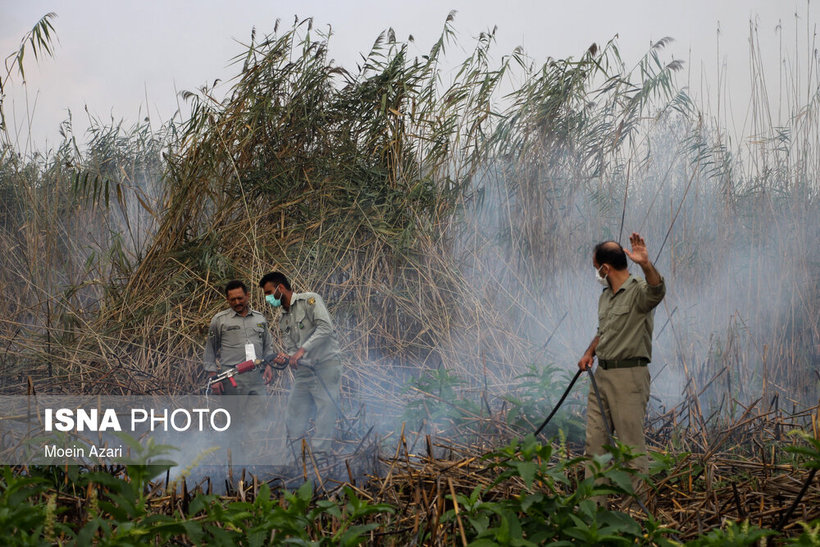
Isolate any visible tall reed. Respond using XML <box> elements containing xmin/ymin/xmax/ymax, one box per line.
<box><xmin>0</xmin><ymin>16</ymin><xmax>815</xmax><ymax>425</ymax></box>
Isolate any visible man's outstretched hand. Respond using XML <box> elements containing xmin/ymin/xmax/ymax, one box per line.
<box><xmin>624</xmin><ymin>232</ymin><xmax>650</xmax><ymax>266</ymax></box>
<box><xmin>624</xmin><ymin>232</ymin><xmax>662</xmax><ymax>286</ymax></box>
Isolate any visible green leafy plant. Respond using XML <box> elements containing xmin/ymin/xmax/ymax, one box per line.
<box><xmin>190</xmin><ymin>481</ymin><xmax>394</xmax><ymax>546</ymax></box>
<box><xmin>684</xmin><ymin>519</ymin><xmax>775</xmax><ymax>546</ymax></box>
<box><xmin>75</xmin><ymin>435</ymin><xmax>184</xmax><ymax>544</ymax></box>
<box><xmin>442</xmin><ymin>436</ymin><xmax>678</xmax><ymax>546</ymax></box>
<box><xmin>785</xmin><ymin>520</ymin><xmax>820</xmax><ymax>546</ymax></box>
<box><xmin>402</xmin><ymin>368</ymin><xmax>483</xmax><ymax>433</ymax></box>
<box><xmin>786</xmin><ymin>429</ymin><xmax>820</xmax><ymax>470</ymax></box>
<box><xmin>0</xmin><ymin>467</ymin><xmax>67</xmax><ymax>545</ymax></box>
<box><xmin>502</xmin><ymin>363</ymin><xmax>585</xmax><ymax>442</ymax></box>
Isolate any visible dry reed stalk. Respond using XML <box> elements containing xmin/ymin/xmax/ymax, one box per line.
<box><xmin>0</xmin><ymin>13</ymin><xmax>817</xmax><ymax>542</ymax></box>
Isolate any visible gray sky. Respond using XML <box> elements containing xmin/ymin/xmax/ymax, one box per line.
<box><xmin>1</xmin><ymin>0</ymin><xmax>816</xmax><ymax>153</ymax></box>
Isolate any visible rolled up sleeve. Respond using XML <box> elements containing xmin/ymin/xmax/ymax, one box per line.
<box><xmin>637</xmin><ymin>276</ymin><xmax>666</xmax><ymax>312</ymax></box>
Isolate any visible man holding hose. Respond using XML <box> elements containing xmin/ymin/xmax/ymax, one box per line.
<box><xmin>203</xmin><ymin>279</ymin><xmax>274</xmax><ymax>453</ymax></box>
<box><xmin>259</xmin><ymin>271</ymin><xmax>342</xmax><ymax>454</ymax></box>
<box><xmin>578</xmin><ymin>233</ymin><xmax>665</xmax><ymax>500</ymax></box>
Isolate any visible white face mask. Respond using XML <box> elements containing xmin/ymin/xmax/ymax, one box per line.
<box><xmin>594</xmin><ymin>265</ymin><xmax>609</xmax><ymax>287</ymax></box>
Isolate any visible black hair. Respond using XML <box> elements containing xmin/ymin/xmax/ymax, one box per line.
<box><xmin>224</xmin><ymin>279</ymin><xmax>248</xmax><ymax>296</ymax></box>
<box><xmin>258</xmin><ymin>271</ymin><xmax>292</xmax><ymax>292</ymax></box>
<box><xmin>594</xmin><ymin>241</ymin><xmax>628</xmax><ymax>270</ymax></box>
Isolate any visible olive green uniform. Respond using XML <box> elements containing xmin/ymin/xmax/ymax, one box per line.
<box><xmin>279</xmin><ymin>292</ymin><xmax>341</xmax><ymax>452</ymax></box>
<box><xmin>586</xmin><ymin>274</ymin><xmax>665</xmax><ymax>485</ymax></box>
<box><xmin>204</xmin><ymin>308</ymin><xmax>272</xmax><ymax>450</ymax></box>
<box><xmin>204</xmin><ymin>308</ymin><xmax>272</xmax><ymax>394</ymax></box>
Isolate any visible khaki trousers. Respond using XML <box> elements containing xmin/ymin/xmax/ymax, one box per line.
<box><xmin>584</xmin><ymin>365</ymin><xmax>650</xmax><ymax>496</ymax></box>
<box><xmin>286</xmin><ymin>359</ymin><xmax>342</xmax><ymax>453</ymax></box>
<box><xmin>221</xmin><ymin>376</ymin><xmax>270</xmax><ymax>457</ymax></box>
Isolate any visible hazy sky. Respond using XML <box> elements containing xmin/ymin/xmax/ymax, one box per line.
<box><xmin>1</xmin><ymin>0</ymin><xmax>817</xmax><ymax>153</ymax></box>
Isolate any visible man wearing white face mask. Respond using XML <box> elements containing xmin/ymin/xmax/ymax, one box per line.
<box><xmin>259</xmin><ymin>271</ymin><xmax>342</xmax><ymax>454</ymax></box>
<box><xmin>577</xmin><ymin>233</ymin><xmax>665</xmax><ymax>501</ymax></box>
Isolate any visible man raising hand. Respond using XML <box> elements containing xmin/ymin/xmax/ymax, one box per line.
<box><xmin>577</xmin><ymin>232</ymin><xmax>666</xmax><ymax>502</ymax></box>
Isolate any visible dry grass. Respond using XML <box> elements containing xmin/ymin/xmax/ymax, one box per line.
<box><xmin>20</xmin><ymin>390</ymin><xmax>815</xmax><ymax>542</ymax></box>
<box><xmin>0</xmin><ymin>13</ymin><xmax>818</xmax><ymax>541</ymax></box>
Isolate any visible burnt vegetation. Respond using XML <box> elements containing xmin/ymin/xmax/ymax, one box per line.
<box><xmin>0</xmin><ymin>12</ymin><xmax>818</xmax><ymax>545</ymax></box>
